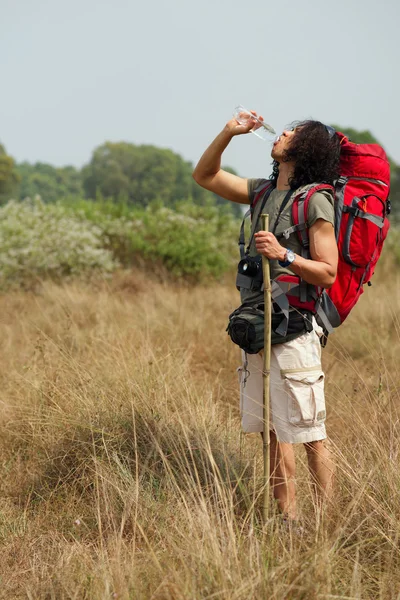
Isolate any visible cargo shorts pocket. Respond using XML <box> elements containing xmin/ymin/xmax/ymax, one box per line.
<box><xmin>283</xmin><ymin>369</ymin><xmax>326</xmax><ymax>427</ymax></box>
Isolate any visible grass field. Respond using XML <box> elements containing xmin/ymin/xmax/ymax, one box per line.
<box><xmin>1</xmin><ymin>264</ymin><xmax>399</xmax><ymax>599</ymax></box>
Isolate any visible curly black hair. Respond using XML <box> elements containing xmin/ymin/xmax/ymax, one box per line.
<box><xmin>270</xmin><ymin>120</ymin><xmax>341</xmax><ymax>189</ymax></box>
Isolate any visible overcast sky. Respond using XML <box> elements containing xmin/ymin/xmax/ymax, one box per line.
<box><xmin>2</xmin><ymin>0</ymin><xmax>399</xmax><ymax>178</ymax></box>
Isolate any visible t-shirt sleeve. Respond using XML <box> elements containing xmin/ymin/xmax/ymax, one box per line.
<box><xmin>307</xmin><ymin>191</ymin><xmax>335</xmax><ymax>228</ymax></box>
<box><xmin>247</xmin><ymin>178</ymin><xmax>269</xmax><ymax>206</ymax></box>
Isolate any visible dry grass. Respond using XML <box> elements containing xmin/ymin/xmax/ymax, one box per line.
<box><xmin>0</xmin><ymin>265</ymin><xmax>400</xmax><ymax>599</ymax></box>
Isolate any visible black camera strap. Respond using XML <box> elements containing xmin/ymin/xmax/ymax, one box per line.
<box><xmin>271</xmin><ymin>189</ymin><xmax>294</xmax><ymax>234</ymax></box>
<box><xmin>238</xmin><ymin>209</ymin><xmax>251</xmax><ymax>260</ymax></box>
<box><xmin>239</xmin><ymin>184</ymin><xmax>273</xmax><ymax>260</ymax></box>
<box><xmin>246</xmin><ymin>186</ymin><xmax>275</xmax><ymax>254</ymax></box>
<box><xmin>238</xmin><ymin>187</ymin><xmax>294</xmax><ymax>260</ymax></box>
<box><xmin>247</xmin><ymin>187</ymin><xmax>293</xmax><ymax>253</ymax></box>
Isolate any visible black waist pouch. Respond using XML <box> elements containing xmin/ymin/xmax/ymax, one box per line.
<box><xmin>226</xmin><ymin>303</ymin><xmax>313</xmax><ymax>354</ymax></box>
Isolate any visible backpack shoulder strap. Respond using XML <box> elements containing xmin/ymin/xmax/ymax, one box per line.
<box><xmin>283</xmin><ymin>183</ymin><xmax>334</xmax><ymax>305</ymax></box>
<box><xmin>250</xmin><ymin>180</ymin><xmax>273</xmax><ymax>217</ymax></box>
<box><xmin>238</xmin><ymin>181</ymin><xmax>274</xmax><ymax>260</ymax></box>
<box><xmin>238</xmin><ymin>208</ymin><xmax>251</xmax><ymax>260</ymax></box>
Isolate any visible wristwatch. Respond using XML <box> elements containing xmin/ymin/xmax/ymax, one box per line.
<box><xmin>278</xmin><ymin>249</ymin><xmax>296</xmax><ymax>268</ymax></box>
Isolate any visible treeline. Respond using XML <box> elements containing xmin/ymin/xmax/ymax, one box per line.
<box><xmin>0</xmin><ymin>141</ymin><xmax>243</xmax><ymax>217</ymax></box>
<box><xmin>0</xmin><ymin>127</ymin><xmax>398</xmax><ymax>218</ymax></box>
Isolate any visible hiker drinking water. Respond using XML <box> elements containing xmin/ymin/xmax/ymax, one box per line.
<box><xmin>193</xmin><ymin>115</ymin><xmax>340</xmax><ymax>522</ymax></box>
<box><xmin>193</xmin><ymin>110</ymin><xmax>390</xmax><ymax>523</ymax></box>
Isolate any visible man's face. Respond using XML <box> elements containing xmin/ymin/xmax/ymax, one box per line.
<box><xmin>271</xmin><ymin>127</ymin><xmax>297</xmax><ymax>161</ymax></box>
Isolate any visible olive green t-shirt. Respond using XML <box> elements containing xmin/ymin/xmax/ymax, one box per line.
<box><xmin>240</xmin><ymin>178</ymin><xmax>335</xmax><ymax>305</ymax></box>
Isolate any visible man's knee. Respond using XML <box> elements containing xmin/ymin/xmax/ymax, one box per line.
<box><xmin>304</xmin><ymin>439</ymin><xmax>325</xmax><ymax>455</ymax></box>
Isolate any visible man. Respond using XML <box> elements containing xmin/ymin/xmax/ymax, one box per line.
<box><xmin>192</xmin><ymin>113</ymin><xmax>341</xmax><ymax>523</ymax></box>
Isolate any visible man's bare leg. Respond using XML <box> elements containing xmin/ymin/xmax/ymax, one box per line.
<box><xmin>304</xmin><ymin>440</ymin><xmax>334</xmax><ymax>508</ymax></box>
<box><xmin>269</xmin><ymin>431</ymin><xmax>297</xmax><ymax>520</ymax></box>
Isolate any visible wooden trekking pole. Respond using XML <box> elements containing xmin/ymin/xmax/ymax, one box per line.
<box><xmin>261</xmin><ymin>214</ymin><xmax>271</xmax><ymax>525</ymax></box>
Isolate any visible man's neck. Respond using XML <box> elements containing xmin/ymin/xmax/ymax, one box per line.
<box><xmin>276</xmin><ymin>161</ymin><xmax>295</xmax><ymax>191</ymax></box>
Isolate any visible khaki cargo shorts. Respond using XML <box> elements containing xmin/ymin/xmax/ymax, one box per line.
<box><xmin>237</xmin><ymin>323</ymin><xmax>327</xmax><ymax>444</ymax></box>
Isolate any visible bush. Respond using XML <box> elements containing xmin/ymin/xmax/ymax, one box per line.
<box><xmin>63</xmin><ymin>198</ymin><xmax>240</xmax><ymax>280</ymax></box>
<box><xmin>0</xmin><ymin>197</ymin><xmax>241</xmax><ymax>287</ymax></box>
<box><xmin>385</xmin><ymin>223</ymin><xmax>400</xmax><ymax>265</ymax></box>
<box><xmin>0</xmin><ymin>198</ymin><xmax>117</xmax><ymax>287</ymax></box>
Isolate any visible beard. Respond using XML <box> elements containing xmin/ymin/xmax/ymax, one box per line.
<box><xmin>271</xmin><ymin>147</ymin><xmax>285</xmax><ymax>162</ymax></box>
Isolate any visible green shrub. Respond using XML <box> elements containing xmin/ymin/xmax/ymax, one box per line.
<box><xmin>0</xmin><ymin>197</ymin><xmax>241</xmax><ymax>287</ymax></box>
<box><xmin>385</xmin><ymin>224</ymin><xmax>400</xmax><ymax>265</ymax></box>
<box><xmin>0</xmin><ymin>198</ymin><xmax>117</xmax><ymax>287</ymax></box>
<box><xmin>62</xmin><ymin>198</ymin><xmax>240</xmax><ymax>279</ymax></box>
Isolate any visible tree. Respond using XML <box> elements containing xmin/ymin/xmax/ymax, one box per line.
<box><xmin>83</xmin><ymin>142</ymin><xmax>188</xmax><ymax>205</ymax></box>
<box><xmin>331</xmin><ymin>126</ymin><xmax>381</xmax><ymax>146</ymax></box>
<box><xmin>82</xmin><ymin>141</ymin><xmax>236</xmax><ymax>212</ymax></box>
<box><xmin>390</xmin><ymin>164</ymin><xmax>400</xmax><ymax>221</ymax></box>
<box><xmin>0</xmin><ymin>144</ymin><xmax>20</xmax><ymax>204</ymax></box>
<box><xmin>16</xmin><ymin>162</ymin><xmax>83</xmax><ymax>202</ymax></box>
<box><xmin>6</xmin><ymin>139</ymin><xmax>242</xmax><ymax>217</ymax></box>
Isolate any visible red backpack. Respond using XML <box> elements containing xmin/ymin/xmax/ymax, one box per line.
<box><xmin>288</xmin><ymin>132</ymin><xmax>391</xmax><ymax>333</ymax></box>
<box><xmin>250</xmin><ymin>133</ymin><xmax>391</xmax><ymax>337</ymax></box>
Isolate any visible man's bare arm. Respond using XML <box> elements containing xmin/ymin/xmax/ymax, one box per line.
<box><xmin>254</xmin><ymin>220</ymin><xmax>338</xmax><ymax>288</ymax></box>
<box><xmin>289</xmin><ymin>220</ymin><xmax>338</xmax><ymax>288</ymax></box>
<box><xmin>192</xmin><ymin>114</ymin><xmax>263</xmax><ymax>205</ymax></box>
